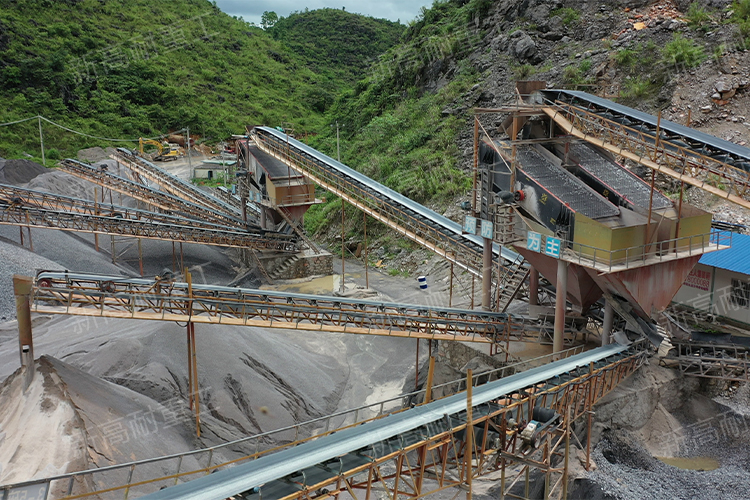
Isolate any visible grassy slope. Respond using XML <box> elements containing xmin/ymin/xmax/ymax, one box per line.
<box><xmin>270</xmin><ymin>8</ymin><xmax>404</xmax><ymax>94</ymax></box>
<box><xmin>304</xmin><ymin>0</ymin><xmax>490</xmax><ymax>235</ymax></box>
<box><xmin>0</xmin><ymin>0</ymin><xmax>400</xmax><ymax>162</ymax></box>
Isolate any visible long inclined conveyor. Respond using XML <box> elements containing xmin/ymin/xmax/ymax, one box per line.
<box><xmin>30</xmin><ymin>272</ymin><xmax>541</xmax><ymax>343</ymax></box>
<box><xmin>140</xmin><ymin>342</ymin><xmax>643</xmax><ymax>500</ymax></box>
<box><xmin>542</xmin><ymin>89</ymin><xmax>750</xmax><ymax>210</ymax></box>
<box><xmin>58</xmin><ymin>159</ymin><xmax>251</xmax><ymax>229</ymax></box>
<box><xmin>253</xmin><ymin>127</ymin><xmax>522</xmax><ymax>278</ymax></box>
<box><xmin>0</xmin><ymin>183</ymin><xmax>249</xmax><ymax>233</ymax></box>
<box><xmin>111</xmin><ymin>148</ymin><xmax>247</xmax><ymax>220</ymax></box>
<box><xmin>0</xmin><ymin>343</ymin><xmax>646</xmax><ymax>500</ymax></box>
<box><xmin>0</xmin><ymin>202</ymin><xmax>297</xmax><ymax>252</ymax></box>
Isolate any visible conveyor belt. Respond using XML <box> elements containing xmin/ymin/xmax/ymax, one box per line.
<box><xmin>516</xmin><ymin>146</ymin><xmax>620</xmax><ymax>219</ymax></box>
<box><xmin>569</xmin><ymin>143</ymin><xmax>672</xmax><ymax>210</ymax></box>
<box><xmin>248</xmin><ymin>144</ymin><xmax>304</xmax><ymax>180</ymax></box>
<box><xmin>0</xmin><ymin>183</ymin><xmax>245</xmax><ymax>233</ymax></box>
<box><xmin>30</xmin><ymin>272</ymin><xmax>539</xmax><ymax>343</ymax></box>
<box><xmin>544</xmin><ymin>89</ymin><xmax>750</xmax><ymax>165</ymax></box>
<box><xmin>59</xmin><ymin>159</ymin><xmax>252</xmax><ymax>229</ymax></box>
<box><xmin>0</xmin><ymin>203</ymin><xmax>297</xmax><ymax>252</ymax></box>
<box><xmin>113</xmin><ymin>148</ymin><xmax>246</xmax><ymax>220</ymax></box>
<box><xmin>143</xmin><ymin>343</ymin><xmax>633</xmax><ymax>500</ymax></box>
<box><xmin>254</xmin><ymin>127</ymin><xmax>520</xmax><ymax>266</ymax></box>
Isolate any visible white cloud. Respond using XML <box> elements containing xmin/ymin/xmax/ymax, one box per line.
<box><xmin>215</xmin><ymin>0</ymin><xmax>429</xmax><ymax>25</ymax></box>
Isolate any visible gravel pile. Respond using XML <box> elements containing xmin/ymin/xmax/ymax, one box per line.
<box><xmin>0</xmin><ymin>158</ymin><xmax>47</xmax><ymax>185</ymax></box>
<box><xmin>573</xmin><ymin>430</ymin><xmax>750</xmax><ymax>500</ymax></box>
<box><xmin>77</xmin><ymin>146</ymin><xmax>116</xmax><ymax>163</ymax></box>
<box><xmin>0</xmin><ymin>240</ymin><xmax>60</xmax><ymax>321</ymax></box>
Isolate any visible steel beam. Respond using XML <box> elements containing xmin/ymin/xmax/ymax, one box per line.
<box><xmin>28</xmin><ymin>272</ymin><xmax>546</xmax><ymax>345</ymax></box>
<box><xmin>0</xmin><ymin>203</ymin><xmax>297</xmax><ymax>252</ymax></box>
<box><xmin>58</xmin><ymin>159</ymin><xmax>249</xmax><ymax>228</ymax></box>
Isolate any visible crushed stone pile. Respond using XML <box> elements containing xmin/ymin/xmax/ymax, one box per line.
<box><xmin>0</xmin><ymin>240</ymin><xmax>61</xmax><ymax>321</ymax></box>
<box><xmin>77</xmin><ymin>146</ymin><xmax>116</xmax><ymax>163</ymax></box>
<box><xmin>26</xmin><ymin>170</ymin><xmax>100</xmax><ymax>200</ymax></box>
<box><xmin>0</xmin><ymin>158</ymin><xmax>47</xmax><ymax>186</ymax></box>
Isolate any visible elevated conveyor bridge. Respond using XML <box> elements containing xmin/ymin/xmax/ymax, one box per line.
<box><xmin>28</xmin><ymin>272</ymin><xmax>543</xmax><ymax>344</ymax></box>
<box><xmin>0</xmin><ymin>342</ymin><xmax>647</xmax><ymax>500</ymax></box>
<box><xmin>111</xmin><ymin>149</ymin><xmax>246</xmax><ymax>221</ymax></box>
<box><xmin>540</xmin><ymin>89</ymin><xmax>750</xmax><ymax>210</ymax></box>
<box><xmin>0</xmin><ymin>197</ymin><xmax>297</xmax><ymax>252</ymax></box>
<box><xmin>252</xmin><ymin>127</ymin><xmax>522</xmax><ymax>279</ymax></box>
<box><xmin>0</xmin><ymin>183</ymin><xmax>247</xmax><ymax>233</ymax></box>
<box><xmin>58</xmin><ymin>159</ymin><xmax>251</xmax><ymax>229</ymax></box>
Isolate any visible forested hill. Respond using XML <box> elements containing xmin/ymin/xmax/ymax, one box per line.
<box><xmin>0</xmin><ymin>0</ymin><xmax>402</xmax><ymax>159</ymax></box>
<box><xmin>269</xmin><ymin>9</ymin><xmax>404</xmax><ymax>88</ymax></box>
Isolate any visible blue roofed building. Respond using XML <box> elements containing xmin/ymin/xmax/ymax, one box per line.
<box><xmin>672</xmin><ymin>232</ymin><xmax>750</xmax><ymax>326</ymax></box>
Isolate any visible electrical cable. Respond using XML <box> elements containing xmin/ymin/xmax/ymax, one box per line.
<box><xmin>0</xmin><ymin>114</ymin><xmax>184</xmax><ymax>142</ymax></box>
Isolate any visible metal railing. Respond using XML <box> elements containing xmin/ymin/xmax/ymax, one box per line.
<box><xmin>542</xmin><ymin>98</ymin><xmax>750</xmax><ymax>210</ymax></box>
<box><xmin>0</xmin><ymin>344</ymin><xmax>590</xmax><ymax>500</ymax></box>
<box><xmin>111</xmin><ymin>149</ymin><xmax>242</xmax><ymax>220</ymax></box>
<box><xmin>253</xmin><ymin>129</ymin><xmax>491</xmax><ymax>278</ymax></box>
<box><xmin>58</xmin><ymin>159</ymin><xmax>248</xmax><ymax>229</ymax></box>
<box><xmin>0</xmin><ymin>203</ymin><xmax>298</xmax><ymax>252</ymax></box>
<box><xmin>519</xmin><ymin>229</ymin><xmax>730</xmax><ymax>273</ymax></box>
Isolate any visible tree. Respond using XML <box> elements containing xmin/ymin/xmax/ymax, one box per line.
<box><xmin>261</xmin><ymin>11</ymin><xmax>278</xmax><ymax>29</ymax></box>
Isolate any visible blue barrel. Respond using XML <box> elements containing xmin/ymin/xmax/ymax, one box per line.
<box><xmin>418</xmin><ymin>276</ymin><xmax>427</xmax><ymax>289</ymax></box>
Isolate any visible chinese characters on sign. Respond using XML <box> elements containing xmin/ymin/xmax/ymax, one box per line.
<box><xmin>480</xmin><ymin>220</ymin><xmax>493</xmax><ymax>239</ymax></box>
<box><xmin>683</xmin><ymin>268</ymin><xmax>711</xmax><ymax>291</ymax></box>
<box><xmin>527</xmin><ymin>232</ymin><xmax>561</xmax><ymax>258</ymax></box>
<box><xmin>545</xmin><ymin>236</ymin><xmax>561</xmax><ymax>258</ymax></box>
<box><xmin>463</xmin><ymin>216</ymin><xmax>477</xmax><ymax>235</ymax></box>
<box><xmin>527</xmin><ymin>231</ymin><xmax>541</xmax><ymax>252</ymax></box>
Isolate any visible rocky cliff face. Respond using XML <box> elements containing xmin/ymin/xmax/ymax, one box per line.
<box><xmin>426</xmin><ymin>0</ymin><xmax>750</xmax><ymax>180</ymax></box>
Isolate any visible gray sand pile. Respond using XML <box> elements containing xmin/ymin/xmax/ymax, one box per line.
<box><xmin>77</xmin><ymin>146</ymin><xmax>116</xmax><ymax>163</ymax></box>
<box><xmin>0</xmin><ymin>158</ymin><xmax>47</xmax><ymax>185</ymax></box>
<box><xmin>26</xmin><ymin>170</ymin><xmax>100</xmax><ymax>200</ymax></box>
<box><xmin>0</xmin><ymin>240</ymin><xmax>62</xmax><ymax>321</ymax></box>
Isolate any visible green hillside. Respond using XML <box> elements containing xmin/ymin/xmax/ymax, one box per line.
<box><xmin>270</xmin><ymin>8</ymin><xmax>404</xmax><ymax>91</ymax></box>
<box><xmin>0</xmin><ymin>0</ymin><xmax>401</xmax><ymax>160</ymax></box>
<box><xmin>303</xmin><ymin>0</ymin><xmax>488</xmax><ymax>234</ymax></box>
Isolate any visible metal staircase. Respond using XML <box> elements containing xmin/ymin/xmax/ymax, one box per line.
<box><xmin>496</xmin><ymin>253</ymin><xmax>530</xmax><ymax>312</ymax></box>
<box><xmin>276</xmin><ymin>206</ymin><xmax>320</xmax><ymax>254</ymax></box>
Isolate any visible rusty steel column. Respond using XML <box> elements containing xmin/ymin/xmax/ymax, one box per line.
<box><xmin>472</xmin><ymin>118</ymin><xmax>479</xmax><ymax>215</ymax></box>
<box><xmin>14</xmin><ymin>275</ymin><xmax>34</xmax><ymax>373</ymax></box>
<box><xmin>138</xmin><ymin>238</ymin><xmax>144</xmax><ymax>277</ymax></box>
<box><xmin>363</xmin><ymin>212</ymin><xmax>369</xmax><ymax>289</ymax></box>
<box><xmin>602</xmin><ymin>300</ymin><xmax>614</xmax><ymax>346</ymax></box>
<box><xmin>529</xmin><ymin>266</ymin><xmax>539</xmax><ymax>306</ymax></box>
<box><xmin>482</xmin><ymin>237</ymin><xmax>492</xmax><ymax>311</ymax></box>
<box><xmin>554</xmin><ymin>259</ymin><xmax>567</xmax><ymax>355</ymax></box>
<box><xmin>424</xmin><ymin>356</ymin><xmax>436</xmax><ymax>404</ymax></box>
<box><xmin>465</xmin><ymin>369</ymin><xmax>474</xmax><ymax>500</ymax></box>
<box><xmin>449</xmin><ymin>262</ymin><xmax>454</xmax><ymax>308</ymax></box>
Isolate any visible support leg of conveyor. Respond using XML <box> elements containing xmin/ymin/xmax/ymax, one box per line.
<box><xmin>554</xmin><ymin>260</ymin><xmax>567</xmax><ymax>355</ymax></box>
<box><xmin>529</xmin><ymin>267</ymin><xmax>539</xmax><ymax>306</ymax></box>
<box><xmin>482</xmin><ymin>237</ymin><xmax>493</xmax><ymax>311</ymax></box>
<box><xmin>602</xmin><ymin>301</ymin><xmax>614</xmax><ymax>346</ymax></box>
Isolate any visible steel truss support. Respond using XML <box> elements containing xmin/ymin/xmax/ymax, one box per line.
<box><xmin>110</xmin><ymin>149</ymin><xmax>241</xmax><ymax>219</ymax></box>
<box><xmin>239</xmin><ymin>346</ymin><xmax>646</xmax><ymax>500</ymax></box>
<box><xmin>663</xmin><ymin>340</ymin><xmax>750</xmax><ymax>382</ymax></box>
<box><xmin>543</xmin><ymin>102</ymin><xmax>750</xmax><ymax>210</ymax></box>
<box><xmin>0</xmin><ymin>182</ymin><xmax>244</xmax><ymax>233</ymax></box>
<box><xmin>254</xmin><ymin>130</ymin><xmax>491</xmax><ymax>279</ymax></box>
<box><xmin>26</xmin><ymin>272</ymin><xmax>551</xmax><ymax>348</ymax></box>
<box><xmin>58</xmin><ymin>159</ymin><xmax>248</xmax><ymax>228</ymax></box>
<box><xmin>0</xmin><ymin>201</ymin><xmax>298</xmax><ymax>252</ymax></box>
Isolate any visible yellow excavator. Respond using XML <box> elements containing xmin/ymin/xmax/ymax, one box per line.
<box><xmin>139</xmin><ymin>138</ymin><xmax>183</xmax><ymax>162</ymax></box>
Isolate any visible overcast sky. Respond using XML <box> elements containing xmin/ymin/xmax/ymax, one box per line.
<box><xmin>215</xmin><ymin>0</ymin><xmax>431</xmax><ymax>25</ymax></box>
